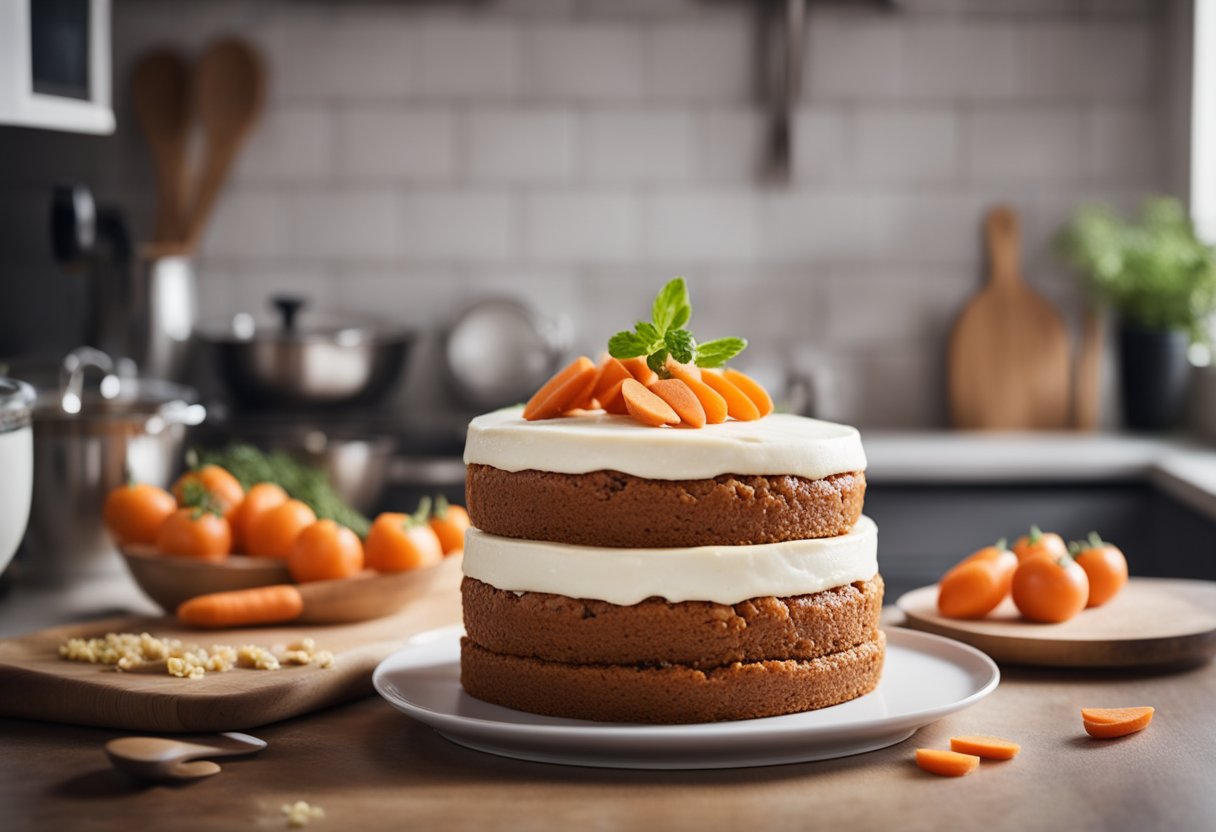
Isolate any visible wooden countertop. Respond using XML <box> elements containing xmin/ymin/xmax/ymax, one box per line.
<box><xmin>3</xmin><ymin>596</ymin><xmax>1213</xmax><ymax>832</ymax></box>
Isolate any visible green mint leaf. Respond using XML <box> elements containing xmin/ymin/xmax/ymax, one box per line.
<box><xmin>634</xmin><ymin>321</ymin><xmax>661</xmax><ymax>347</ymax></box>
<box><xmin>694</xmin><ymin>337</ymin><xmax>747</xmax><ymax>368</ymax></box>
<box><xmin>646</xmin><ymin>349</ymin><xmax>669</xmax><ymax>376</ymax></box>
<box><xmin>608</xmin><ymin>330</ymin><xmax>650</xmax><ymax>358</ymax></box>
<box><xmin>651</xmin><ymin>277</ymin><xmax>690</xmax><ymax>334</ymax></box>
<box><xmin>664</xmin><ymin>329</ymin><xmax>695</xmax><ymax>364</ymax></box>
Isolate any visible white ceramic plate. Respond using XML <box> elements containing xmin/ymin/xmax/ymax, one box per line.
<box><xmin>373</xmin><ymin>626</ymin><xmax>999</xmax><ymax>770</ymax></box>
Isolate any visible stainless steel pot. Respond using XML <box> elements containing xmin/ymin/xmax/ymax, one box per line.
<box><xmin>21</xmin><ymin>348</ymin><xmax>205</xmax><ymax>585</ymax></box>
<box><xmin>202</xmin><ymin>296</ymin><xmax>414</xmax><ymax>409</ymax></box>
<box><xmin>0</xmin><ymin>378</ymin><xmax>34</xmax><ymax>578</ymax></box>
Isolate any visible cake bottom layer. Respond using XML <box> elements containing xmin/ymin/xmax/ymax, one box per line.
<box><xmin>460</xmin><ymin>632</ymin><xmax>886</xmax><ymax>724</ymax></box>
<box><xmin>462</xmin><ymin>575</ymin><xmax>884</xmax><ymax>669</ymax></box>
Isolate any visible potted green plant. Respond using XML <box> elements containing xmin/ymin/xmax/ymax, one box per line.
<box><xmin>1055</xmin><ymin>197</ymin><xmax>1216</xmax><ymax>430</ymax></box>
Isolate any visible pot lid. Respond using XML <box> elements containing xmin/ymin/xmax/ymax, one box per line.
<box><xmin>201</xmin><ymin>295</ymin><xmax>413</xmax><ymax>345</ymax></box>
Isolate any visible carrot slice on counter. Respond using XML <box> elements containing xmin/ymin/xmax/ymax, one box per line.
<box><xmin>667</xmin><ymin>360</ymin><xmax>727</xmax><ymax>424</ymax></box>
<box><xmin>700</xmin><ymin>369</ymin><xmax>761</xmax><ymax>421</ymax></box>
<box><xmin>949</xmin><ymin>736</ymin><xmax>1021</xmax><ymax>760</ymax></box>
<box><xmin>648</xmin><ymin>378</ymin><xmax>706</xmax><ymax>428</ymax></box>
<box><xmin>1081</xmin><ymin>707</ymin><xmax>1154</xmax><ymax>738</ymax></box>
<box><xmin>723</xmin><ymin>368</ymin><xmax>774</xmax><ymax>417</ymax></box>
<box><xmin>599</xmin><ymin>379</ymin><xmax>630</xmax><ymax>415</ymax></box>
<box><xmin>591</xmin><ymin>357</ymin><xmax>633</xmax><ymax>404</ymax></box>
<box><xmin>177</xmin><ymin>585</ymin><xmax>305</xmax><ymax>629</ymax></box>
<box><xmin>621</xmin><ymin>379</ymin><xmax>679</xmax><ymax>427</ymax></box>
<box><xmin>621</xmin><ymin>356</ymin><xmax>659</xmax><ymax>386</ymax></box>
<box><xmin>523</xmin><ymin>356</ymin><xmax>596</xmax><ymax>421</ymax></box>
<box><xmin>915</xmin><ymin>749</ymin><xmax>980</xmax><ymax>777</ymax></box>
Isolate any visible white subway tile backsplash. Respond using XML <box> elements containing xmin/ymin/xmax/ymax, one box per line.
<box><xmin>965</xmin><ymin>109</ymin><xmax>1085</xmax><ymax>184</ymax></box>
<box><xmin>235</xmin><ymin>108</ymin><xmax>332</xmax><ymax>184</ymax></box>
<box><xmin>337</xmin><ymin>110</ymin><xmax>456</xmax><ymax>182</ymax></box>
<box><xmin>1085</xmin><ymin>106</ymin><xmax>1161</xmax><ymax>185</ymax></box>
<box><xmin>278</xmin><ymin>13</ymin><xmax>414</xmax><ymax>101</ymax></box>
<box><xmin>699</xmin><ymin>109</ymin><xmax>766</xmax><ymax>184</ymax></box>
<box><xmin>524</xmin><ymin>192</ymin><xmax>639</xmax><ymax>262</ymax></box>
<box><xmin>398</xmin><ymin>192</ymin><xmax>516</xmax><ymax>261</ymax></box>
<box><xmin>417</xmin><ymin>21</ymin><xmax>520</xmax><ymax>99</ymax></box>
<box><xmin>853</xmin><ymin>108</ymin><xmax>958</xmax><ymax>183</ymax></box>
<box><xmin>467</xmin><ymin>109</ymin><xmax>578</xmax><ymax>182</ymax></box>
<box><xmin>198</xmin><ymin>192</ymin><xmax>286</xmax><ymax>260</ymax></box>
<box><xmin>642</xmin><ymin>193</ymin><xmax>760</xmax><ymax>262</ymax></box>
<box><xmin>648</xmin><ymin>19</ymin><xmax>752</xmax><ymax>102</ymax></box>
<box><xmin>804</xmin><ymin>14</ymin><xmax>902</xmax><ymax>101</ymax></box>
<box><xmin>819</xmin><ymin>270</ymin><xmax>973</xmax><ymax>347</ymax></box>
<box><xmin>1015</xmin><ymin>21</ymin><xmax>1156</xmax><ymax>100</ymax></box>
<box><xmin>902</xmin><ymin>21</ymin><xmax>1018</xmax><ymax>100</ymax></box>
<box><xmin>285</xmin><ymin>191</ymin><xmax>399</xmax><ymax>259</ymax></box>
<box><xmin>585</xmin><ymin>111</ymin><xmax>697</xmax><ymax>183</ymax></box>
<box><xmin>526</xmin><ymin>23</ymin><xmax>646</xmax><ymax>100</ymax></box>
<box><xmin>762</xmin><ymin>194</ymin><xmax>873</xmax><ymax>263</ymax></box>
<box><xmin>792</xmin><ymin>110</ymin><xmax>852</xmax><ymax>183</ymax></box>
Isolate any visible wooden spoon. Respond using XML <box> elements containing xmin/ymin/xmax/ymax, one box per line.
<box><xmin>131</xmin><ymin>49</ymin><xmax>192</xmax><ymax>244</ymax></box>
<box><xmin>105</xmin><ymin>732</ymin><xmax>266</xmax><ymax>782</ymax></box>
<box><xmin>182</xmin><ymin>37</ymin><xmax>265</xmax><ymax>251</ymax></box>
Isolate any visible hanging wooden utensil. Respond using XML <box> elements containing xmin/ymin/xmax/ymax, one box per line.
<box><xmin>131</xmin><ymin>48</ymin><xmax>192</xmax><ymax>244</ymax></box>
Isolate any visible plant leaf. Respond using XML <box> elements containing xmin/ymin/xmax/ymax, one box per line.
<box><xmin>664</xmin><ymin>328</ymin><xmax>695</xmax><ymax>364</ymax></box>
<box><xmin>634</xmin><ymin>321</ymin><xmax>661</xmax><ymax>347</ymax></box>
<box><xmin>646</xmin><ymin>349</ymin><xmax>669</xmax><ymax>376</ymax></box>
<box><xmin>694</xmin><ymin>337</ymin><xmax>747</xmax><ymax>368</ymax></box>
<box><xmin>651</xmin><ymin>277</ymin><xmax>689</xmax><ymax>334</ymax></box>
<box><xmin>608</xmin><ymin>330</ymin><xmax>651</xmax><ymax>358</ymax></box>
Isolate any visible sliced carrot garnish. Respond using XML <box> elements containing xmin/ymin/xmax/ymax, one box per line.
<box><xmin>723</xmin><ymin>368</ymin><xmax>774</xmax><ymax>417</ymax></box>
<box><xmin>915</xmin><ymin>748</ymin><xmax>980</xmax><ymax>777</ymax></box>
<box><xmin>949</xmin><ymin>735</ymin><xmax>1021</xmax><ymax>760</ymax></box>
<box><xmin>523</xmin><ymin>356</ymin><xmax>596</xmax><ymax>421</ymax></box>
<box><xmin>700</xmin><ymin>369</ymin><xmax>761</xmax><ymax>421</ymax></box>
<box><xmin>591</xmin><ymin>357</ymin><xmax>633</xmax><ymax>406</ymax></box>
<box><xmin>665</xmin><ymin>358</ymin><xmax>702</xmax><ymax>383</ymax></box>
<box><xmin>648</xmin><ymin>378</ymin><xmax>706</xmax><ymax>428</ymax></box>
<box><xmin>621</xmin><ymin>356</ymin><xmax>658</xmax><ymax>386</ymax></box>
<box><xmin>621</xmin><ymin>378</ymin><xmax>679</xmax><ymax>427</ymax></box>
<box><xmin>1081</xmin><ymin>707</ymin><xmax>1154</xmax><ymax>738</ymax></box>
<box><xmin>667</xmin><ymin>360</ymin><xmax>727</xmax><ymax>424</ymax></box>
<box><xmin>599</xmin><ymin>379</ymin><xmax>630</xmax><ymax>414</ymax></box>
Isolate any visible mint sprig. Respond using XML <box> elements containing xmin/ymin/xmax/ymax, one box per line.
<box><xmin>607</xmin><ymin>278</ymin><xmax>747</xmax><ymax>375</ymax></box>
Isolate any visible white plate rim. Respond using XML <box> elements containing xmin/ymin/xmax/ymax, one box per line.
<box><xmin>373</xmin><ymin>625</ymin><xmax>1000</xmax><ymax>742</ymax></box>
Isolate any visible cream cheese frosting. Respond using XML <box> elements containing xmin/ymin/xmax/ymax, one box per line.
<box><xmin>463</xmin><ymin>407</ymin><xmax>867</xmax><ymax>481</ymax></box>
<box><xmin>462</xmin><ymin>516</ymin><xmax>878</xmax><ymax>606</ymax></box>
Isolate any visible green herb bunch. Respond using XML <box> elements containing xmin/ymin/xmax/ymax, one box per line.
<box><xmin>1054</xmin><ymin>197</ymin><xmax>1216</xmax><ymax>340</ymax></box>
<box><xmin>607</xmin><ymin>278</ymin><xmax>747</xmax><ymax>375</ymax></box>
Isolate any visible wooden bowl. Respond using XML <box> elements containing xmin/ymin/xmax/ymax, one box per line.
<box><xmin>119</xmin><ymin>545</ymin><xmax>292</xmax><ymax>612</ymax></box>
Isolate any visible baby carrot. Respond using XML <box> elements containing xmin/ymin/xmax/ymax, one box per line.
<box><xmin>621</xmin><ymin>356</ymin><xmax>658</xmax><ymax>386</ymax></box>
<box><xmin>621</xmin><ymin>379</ymin><xmax>679</xmax><ymax>427</ymax></box>
<box><xmin>177</xmin><ymin>585</ymin><xmax>305</xmax><ymax>629</ymax></box>
<box><xmin>667</xmin><ymin>360</ymin><xmax>728</xmax><ymax>424</ymax></box>
<box><xmin>723</xmin><ymin>368</ymin><xmax>774</xmax><ymax>417</ymax></box>
<box><xmin>700</xmin><ymin>369</ymin><xmax>761</xmax><ymax>421</ymax></box>
<box><xmin>591</xmin><ymin>357</ymin><xmax>633</xmax><ymax>405</ymax></box>
<box><xmin>523</xmin><ymin>356</ymin><xmax>595</xmax><ymax>420</ymax></box>
<box><xmin>915</xmin><ymin>748</ymin><xmax>980</xmax><ymax>777</ymax></box>
<box><xmin>648</xmin><ymin>378</ymin><xmax>706</xmax><ymax>428</ymax></box>
<box><xmin>1081</xmin><ymin>707</ymin><xmax>1154</xmax><ymax>738</ymax></box>
<box><xmin>599</xmin><ymin>379</ymin><xmax>630</xmax><ymax>415</ymax></box>
<box><xmin>949</xmin><ymin>735</ymin><xmax>1021</xmax><ymax>760</ymax></box>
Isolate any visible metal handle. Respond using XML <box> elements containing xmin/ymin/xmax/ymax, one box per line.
<box><xmin>272</xmin><ymin>295</ymin><xmax>307</xmax><ymax>333</ymax></box>
<box><xmin>59</xmin><ymin>347</ymin><xmax>118</xmax><ymax>415</ymax></box>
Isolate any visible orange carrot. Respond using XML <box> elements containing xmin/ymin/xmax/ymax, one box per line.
<box><xmin>1081</xmin><ymin>707</ymin><xmax>1154</xmax><ymax>738</ymax></box>
<box><xmin>723</xmin><ymin>368</ymin><xmax>774</xmax><ymax>417</ymax></box>
<box><xmin>591</xmin><ymin>357</ymin><xmax>633</xmax><ymax>405</ymax></box>
<box><xmin>525</xmin><ymin>357</ymin><xmax>595</xmax><ymax>423</ymax></box>
<box><xmin>667</xmin><ymin>360</ymin><xmax>728</xmax><ymax>424</ymax></box>
<box><xmin>523</xmin><ymin>356</ymin><xmax>596</xmax><ymax>421</ymax></box>
<box><xmin>700</xmin><ymin>369</ymin><xmax>761</xmax><ymax>421</ymax></box>
<box><xmin>949</xmin><ymin>735</ymin><xmax>1021</xmax><ymax>760</ymax></box>
<box><xmin>621</xmin><ymin>356</ymin><xmax>659</xmax><ymax>386</ymax></box>
<box><xmin>648</xmin><ymin>378</ymin><xmax>706</xmax><ymax>428</ymax></box>
<box><xmin>915</xmin><ymin>748</ymin><xmax>980</xmax><ymax>777</ymax></box>
<box><xmin>599</xmin><ymin>379</ymin><xmax>630</xmax><ymax>415</ymax></box>
<box><xmin>177</xmin><ymin>585</ymin><xmax>304</xmax><ymax>629</ymax></box>
<box><xmin>621</xmin><ymin>379</ymin><xmax>679</xmax><ymax>427</ymax></box>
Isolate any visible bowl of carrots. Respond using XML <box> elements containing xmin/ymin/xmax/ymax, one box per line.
<box><xmin>105</xmin><ymin>463</ymin><xmax>469</xmax><ymax>620</ymax></box>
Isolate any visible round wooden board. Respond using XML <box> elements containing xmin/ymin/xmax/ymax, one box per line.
<box><xmin>896</xmin><ymin>577</ymin><xmax>1216</xmax><ymax>668</ymax></box>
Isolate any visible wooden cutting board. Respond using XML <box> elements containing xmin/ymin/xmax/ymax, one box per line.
<box><xmin>949</xmin><ymin>205</ymin><xmax>1072</xmax><ymax>430</ymax></box>
<box><xmin>0</xmin><ymin>558</ymin><xmax>462</xmax><ymax>733</ymax></box>
<box><xmin>897</xmin><ymin>577</ymin><xmax>1216</xmax><ymax>668</ymax></box>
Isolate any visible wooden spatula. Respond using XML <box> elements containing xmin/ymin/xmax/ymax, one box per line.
<box><xmin>131</xmin><ymin>49</ymin><xmax>192</xmax><ymax>244</ymax></box>
<box><xmin>949</xmin><ymin>206</ymin><xmax>1071</xmax><ymax>430</ymax></box>
<box><xmin>182</xmin><ymin>38</ymin><xmax>265</xmax><ymax>252</ymax></box>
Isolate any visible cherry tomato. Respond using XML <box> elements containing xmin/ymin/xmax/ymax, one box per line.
<box><xmin>1011</xmin><ymin>555</ymin><xmax>1089</xmax><ymax>623</ymax></box>
<box><xmin>365</xmin><ymin>512</ymin><xmax>443</xmax><ymax>573</ymax></box>
<box><xmin>172</xmin><ymin>465</ymin><xmax>245</xmax><ymax>520</ymax></box>
<box><xmin>230</xmin><ymin>482</ymin><xmax>289</xmax><ymax>553</ymax></box>
<box><xmin>428</xmin><ymin>498</ymin><xmax>470</xmax><ymax>555</ymax></box>
<box><xmin>245</xmin><ymin>499</ymin><xmax>317</xmax><ymax>559</ymax></box>
<box><xmin>1072</xmin><ymin>533</ymin><xmax>1128</xmax><ymax>608</ymax></box>
<box><xmin>1012</xmin><ymin>526</ymin><xmax>1069</xmax><ymax>563</ymax></box>
<box><xmin>156</xmin><ymin>508</ymin><xmax>232</xmax><ymax>561</ymax></box>
<box><xmin>103</xmin><ymin>483</ymin><xmax>177</xmax><ymax>545</ymax></box>
<box><xmin>938</xmin><ymin>542</ymin><xmax>1018</xmax><ymax>619</ymax></box>
<box><xmin>288</xmin><ymin>519</ymin><xmax>364</xmax><ymax>583</ymax></box>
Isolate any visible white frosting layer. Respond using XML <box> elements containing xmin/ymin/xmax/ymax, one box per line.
<box><xmin>462</xmin><ymin>516</ymin><xmax>878</xmax><ymax>606</ymax></box>
<box><xmin>463</xmin><ymin>407</ymin><xmax>866</xmax><ymax>481</ymax></box>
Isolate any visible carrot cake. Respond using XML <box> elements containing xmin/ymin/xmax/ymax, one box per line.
<box><xmin>459</xmin><ymin>408</ymin><xmax>883</xmax><ymax>724</ymax></box>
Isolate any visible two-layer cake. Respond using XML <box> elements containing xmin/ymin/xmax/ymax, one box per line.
<box><xmin>459</xmin><ymin>408</ymin><xmax>883</xmax><ymax>724</ymax></box>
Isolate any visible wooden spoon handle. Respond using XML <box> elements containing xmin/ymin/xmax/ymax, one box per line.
<box><xmin>985</xmin><ymin>205</ymin><xmax>1021</xmax><ymax>289</ymax></box>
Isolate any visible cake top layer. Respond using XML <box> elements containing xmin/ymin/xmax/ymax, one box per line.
<box><xmin>464</xmin><ymin>406</ymin><xmax>866</xmax><ymax>480</ymax></box>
